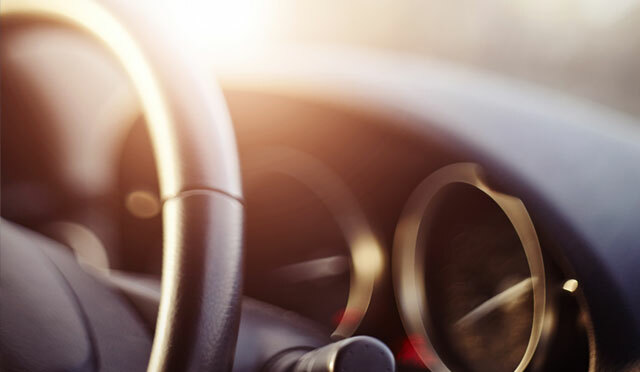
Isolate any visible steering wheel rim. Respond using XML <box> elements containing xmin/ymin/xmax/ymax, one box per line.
<box><xmin>1</xmin><ymin>1</ymin><xmax>244</xmax><ymax>371</ymax></box>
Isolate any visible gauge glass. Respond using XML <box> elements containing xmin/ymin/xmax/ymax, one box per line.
<box><xmin>244</xmin><ymin>147</ymin><xmax>384</xmax><ymax>337</ymax></box>
<box><xmin>424</xmin><ymin>183</ymin><xmax>534</xmax><ymax>372</ymax></box>
<box><xmin>245</xmin><ymin>171</ymin><xmax>352</xmax><ymax>328</ymax></box>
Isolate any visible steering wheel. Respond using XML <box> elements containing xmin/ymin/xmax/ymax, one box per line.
<box><xmin>1</xmin><ymin>0</ymin><xmax>244</xmax><ymax>371</ymax></box>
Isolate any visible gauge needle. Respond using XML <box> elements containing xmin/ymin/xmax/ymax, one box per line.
<box><xmin>272</xmin><ymin>255</ymin><xmax>350</xmax><ymax>283</ymax></box>
<box><xmin>455</xmin><ymin>277</ymin><xmax>533</xmax><ymax>329</ymax></box>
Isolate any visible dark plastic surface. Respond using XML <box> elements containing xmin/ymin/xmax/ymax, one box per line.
<box><xmin>0</xmin><ymin>219</ymin><xmax>151</xmax><ymax>372</ymax></box>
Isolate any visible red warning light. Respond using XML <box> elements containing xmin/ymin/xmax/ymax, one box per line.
<box><xmin>397</xmin><ymin>334</ymin><xmax>434</xmax><ymax>368</ymax></box>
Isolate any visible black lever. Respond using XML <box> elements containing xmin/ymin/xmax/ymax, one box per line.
<box><xmin>264</xmin><ymin>335</ymin><xmax>395</xmax><ymax>372</ymax></box>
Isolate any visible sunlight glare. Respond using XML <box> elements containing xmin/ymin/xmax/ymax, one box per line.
<box><xmin>163</xmin><ymin>0</ymin><xmax>273</xmax><ymax>54</ymax></box>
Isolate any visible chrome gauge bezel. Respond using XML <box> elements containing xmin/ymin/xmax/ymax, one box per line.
<box><xmin>393</xmin><ymin>162</ymin><xmax>547</xmax><ymax>372</ymax></box>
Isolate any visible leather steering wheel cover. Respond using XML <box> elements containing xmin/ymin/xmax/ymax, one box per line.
<box><xmin>1</xmin><ymin>1</ymin><xmax>244</xmax><ymax>371</ymax></box>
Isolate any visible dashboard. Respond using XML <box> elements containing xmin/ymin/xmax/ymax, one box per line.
<box><xmin>3</xmin><ymin>87</ymin><xmax>596</xmax><ymax>371</ymax></box>
<box><xmin>229</xmin><ymin>92</ymin><xmax>595</xmax><ymax>371</ymax></box>
<box><xmin>2</xmin><ymin>17</ymin><xmax>640</xmax><ymax>372</ymax></box>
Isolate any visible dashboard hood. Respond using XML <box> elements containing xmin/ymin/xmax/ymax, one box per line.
<box><xmin>215</xmin><ymin>45</ymin><xmax>640</xmax><ymax>365</ymax></box>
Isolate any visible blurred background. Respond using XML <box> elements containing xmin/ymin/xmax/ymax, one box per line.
<box><xmin>163</xmin><ymin>0</ymin><xmax>640</xmax><ymax>119</ymax></box>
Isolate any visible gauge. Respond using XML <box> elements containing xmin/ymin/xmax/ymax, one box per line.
<box><xmin>394</xmin><ymin>163</ymin><xmax>547</xmax><ymax>372</ymax></box>
<box><xmin>244</xmin><ymin>147</ymin><xmax>384</xmax><ymax>338</ymax></box>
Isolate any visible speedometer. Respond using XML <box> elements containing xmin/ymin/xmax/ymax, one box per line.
<box><xmin>393</xmin><ymin>163</ymin><xmax>547</xmax><ymax>372</ymax></box>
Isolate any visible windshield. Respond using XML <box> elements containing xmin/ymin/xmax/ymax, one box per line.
<box><xmin>167</xmin><ymin>0</ymin><xmax>640</xmax><ymax>119</ymax></box>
